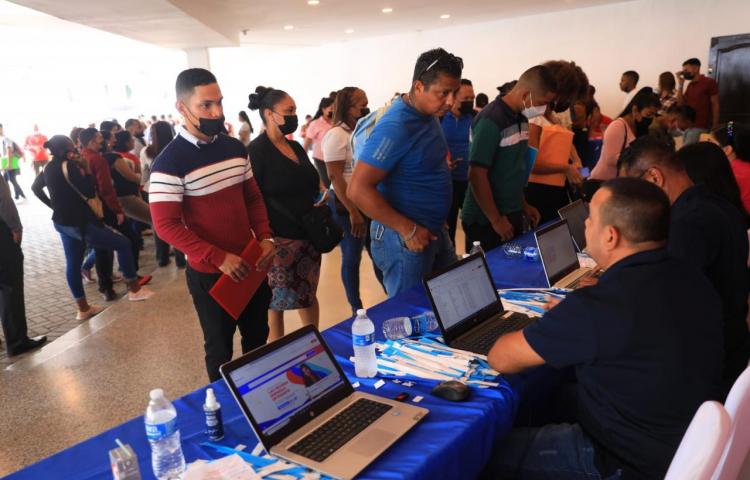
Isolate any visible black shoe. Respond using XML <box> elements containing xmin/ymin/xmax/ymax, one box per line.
<box><xmin>176</xmin><ymin>260</ymin><xmax>186</xmax><ymax>269</ymax></box>
<box><xmin>8</xmin><ymin>335</ymin><xmax>47</xmax><ymax>356</ymax></box>
<box><xmin>157</xmin><ymin>259</ymin><xmax>170</xmax><ymax>267</ymax></box>
<box><xmin>101</xmin><ymin>289</ymin><xmax>117</xmax><ymax>302</ymax></box>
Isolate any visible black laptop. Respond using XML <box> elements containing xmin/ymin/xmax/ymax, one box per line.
<box><xmin>558</xmin><ymin>199</ymin><xmax>589</xmax><ymax>252</ymax></box>
<box><xmin>422</xmin><ymin>254</ymin><xmax>534</xmax><ymax>355</ymax></box>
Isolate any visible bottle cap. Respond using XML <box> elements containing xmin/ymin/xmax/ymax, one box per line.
<box><xmin>356</xmin><ymin>309</ymin><xmax>366</xmax><ymax>316</ymax></box>
<box><xmin>149</xmin><ymin>388</ymin><xmax>164</xmax><ymax>401</ymax></box>
<box><xmin>205</xmin><ymin>388</ymin><xmax>219</xmax><ymax>409</ymax></box>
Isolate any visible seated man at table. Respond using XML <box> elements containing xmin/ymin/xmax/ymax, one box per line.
<box><xmin>485</xmin><ymin>178</ymin><xmax>723</xmax><ymax>480</ymax></box>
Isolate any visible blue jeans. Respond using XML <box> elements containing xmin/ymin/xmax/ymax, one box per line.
<box><xmin>487</xmin><ymin>423</ymin><xmax>622</xmax><ymax>480</ymax></box>
<box><xmin>328</xmin><ymin>193</ymin><xmax>384</xmax><ymax>312</ymax></box>
<box><xmin>370</xmin><ymin>220</ymin><xmax>457</xmax><ymax>297</ymax></box>
<box><xmin>82</xmin><ymin>249</ymin><xmax>96</xmax><ymax>271</ymax></box>
<box><xmin>54</xmin><ymin>222</ymin><xmax>137</xmax><ymax>300</ymax></box>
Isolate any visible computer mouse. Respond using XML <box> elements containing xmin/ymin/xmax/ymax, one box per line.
<box><xmin>431</xmin><ymin>380</ymin><xmax>471</xmax><ymax>402</ymax></box>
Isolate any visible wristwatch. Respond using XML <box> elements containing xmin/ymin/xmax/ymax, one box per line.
<box><xmin>260</xmin><ymin>237</ymin><xmax>276</xmax><ymax>245</ymax></box>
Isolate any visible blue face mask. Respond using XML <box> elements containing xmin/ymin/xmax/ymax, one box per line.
<box><xmin>521</xmin><ymin>93</ymin><xmax>546</xmax><ymax>119</ymax></box>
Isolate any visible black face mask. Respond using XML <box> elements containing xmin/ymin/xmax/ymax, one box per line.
<box><xmin>195</xmin><ymin>115</ymin><xmax>226</xmax><ymax>137</ymax></box>
<box><xmin>682</xmin><ymin>71</ymin><xmax>695</xmax><ymax>81</ymax></box>
<box><xmin>134</xmin><ymin>132</ymin><xmax>145</xmax><ymax>140</ymax></box>
<box><xmin>186</xmin><ymin>106</ymin><xmax>226</xmax><ymax>137</ymax></box>
<box><xmin>360</xmin><ymin>107</ymin><xmax>371</xmax><ymax>118</ymax></box>
<box><xmin>277</xmin><ymin>115</ymin><xmax>298</xmax><ymax>135</ymax></box>
<box><xmin>459</xmin><ymin>101</ymin><xmax>474</xmax><ymax>116</ymax></box>
<box><xmin>635</xmin><ymin>116</ymin><xmax>653</xmax><ymax>137</ymax></box>
<box><xmin>325</xmin><ymin>111</ymin><xmax>333</xmax><ymax>119</ymax></box>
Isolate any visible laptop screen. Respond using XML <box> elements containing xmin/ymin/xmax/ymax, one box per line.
<box><xmin>536</xmin><ymin>220</ymin><xmax>580</xmax><ymax>284</ymax></box>
<box><xmin>558</xmin><ymin>200</ymin><xmax>589</xmax><ymax>251</ymax></box>
<box><xmin>424</xmin><ymin>255</ymin><xmax>499</xmax><ymax>332</ymax></box>
<box><xmin>227</xmin><ymin>331</ymin><xmax>346</xmax><ymax>436</ymax></box>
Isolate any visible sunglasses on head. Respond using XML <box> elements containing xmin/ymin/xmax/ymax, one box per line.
<box><xmin>415</xmin><ymin>53</ymin><xmax>464</xmax><ymax>81</ymax></box>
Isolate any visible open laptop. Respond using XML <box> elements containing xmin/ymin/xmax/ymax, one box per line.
<box><xmin>558</xmin><ymin>199</ymin><xmax>589</xmax><ymax>252</ymax></box>
<box><xmin>220</xmin><ymin>325</ymin><xmax>428</xmax><ymax>480</ymax></box>
<box><xmin>423</xmin><ymin>253</ymin><xmax>534</xmax><ymax>356</ymax></box>
<box><xmin>535</xmin><ymin>219</ymin><xmax>595</xmax><ymax>289</ymax></box>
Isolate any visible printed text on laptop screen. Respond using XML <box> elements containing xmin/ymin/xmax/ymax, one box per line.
<box><xmin>229</xmin><ymin>332</ymin><xmax>344</xmax><ymax>435</ymax></box>
<box><xmin>427</xmin><ymin>257</ymin><xmax>498</xmax><ymax>330</ymax></box>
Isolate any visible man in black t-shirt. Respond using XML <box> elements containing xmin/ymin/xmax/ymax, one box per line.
<box><xmin>619</xmin><ymin>137</ymin><xmax>750</xmax><ymax>395</ymax></box>
<box><xmin>486</xmin><ymin>178</ymin><xmax>723</xmax><ymax>480</ymax></box>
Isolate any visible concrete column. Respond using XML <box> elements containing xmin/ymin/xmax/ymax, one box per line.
<box><xmin>184</xmin><ymin>47</ymin><xmax>211</xmax><ymax>70</ymax></box>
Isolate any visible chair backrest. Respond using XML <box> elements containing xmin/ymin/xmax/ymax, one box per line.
<box><xmin>665</xmin><ymin>401</ymin><xmax>731</xmax><ymax>480</ymax></box>
<box><xmin>713</xmin><ymin>366</ymin><xmax>750</xmax><ymax>480</ymax></box>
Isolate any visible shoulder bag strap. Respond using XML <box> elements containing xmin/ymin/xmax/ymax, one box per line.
<box><xmin>61</xmin><ymin>161</ymin><xmax>92</xmax><ymax>203</ymax></box>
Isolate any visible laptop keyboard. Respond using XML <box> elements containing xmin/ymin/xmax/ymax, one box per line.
<box><xmin>288</xmin><ymin>398</ymin><xmax>392</xmax><ymax>463</ymax></box>
<box><xmin>455</xmin><ymin>313</ymin><xmax>535</xmax><ymax>355</ymax></box>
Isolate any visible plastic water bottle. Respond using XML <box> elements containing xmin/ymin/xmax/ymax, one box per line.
<box><xmin>382</xmin><ymin>312</ymin><xmax>439</xmax><ymax>340</ymax></box>
<box><xmin>502</xmin><ymin>242</ymin><xmax>524</xmax><ymax>258</ymax></box>
<box><xmin>145</xmin><ymin>389</ymin><xmax>185</xmax><ymax>480</ymax></box>
<box><xmin>352</xmin><ymin>309</ymin><xmax>377</xmax><ymax>378</ymax></box>
<box><xmin>469</xmin><ymin>241</ymin><xmax>485</xmax><ymax>256</ymax></box>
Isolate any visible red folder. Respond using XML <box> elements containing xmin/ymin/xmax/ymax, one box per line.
<box><xmin>209</xmin><ymin>239</ymin><xmax>269</xmax><ymax>320</ymax></box>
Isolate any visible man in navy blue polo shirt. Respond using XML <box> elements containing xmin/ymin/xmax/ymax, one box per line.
<box><xmin>349</xmin><ymin>48</ymin><xmax>462</xmax><ymax>296</ymax></box>
<box><xmin>486</xmin><ymin>178</ymin><xmax>723</xmax><ymax>479</ymax></box>
<box><xmin>441</xmin><ymin>78</ymin><xmax>475</xmax><ymax>248</ymax></box>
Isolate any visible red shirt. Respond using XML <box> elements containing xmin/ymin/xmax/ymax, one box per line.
<box><xmin>25</xmin><ymin>133</ymin><xmax>49</xmax><ymax>161</ymax></box>
<box><xmin>684</xmin><ymin>75</ymin><xmax>719</xmax><ymax>129</ymax></box>
<box><xmin>731</xmin><ymin>158</ymin><xmax>750</xmax><ymax>214</ymax></box>
<box><xmin>81</xmin><ymin>148</ymin><xmax>123</xmax><ymax>214</ymax></box>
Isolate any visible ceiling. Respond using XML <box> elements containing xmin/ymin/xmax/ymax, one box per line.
<box><xmin>8</xmin><ymin>0</ymin><xmax>630</xmax><ymax>49</ymax></box>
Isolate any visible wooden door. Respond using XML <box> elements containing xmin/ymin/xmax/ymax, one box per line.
<box><xmin>709</xmin><ymin>34</ymin><xmax>750</xmax><ymax>124</ymax></box>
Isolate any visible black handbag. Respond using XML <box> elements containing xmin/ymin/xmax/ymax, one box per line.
<box><xmin>267</xmin><ymin>197</ymin><xmax>343</xmax><ymax>253</ymax></box>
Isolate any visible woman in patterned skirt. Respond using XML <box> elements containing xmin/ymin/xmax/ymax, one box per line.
<box><xmin>248</xmin><ymin>85</ymin><xmax>327</xmax><ymax>340</ymax></box>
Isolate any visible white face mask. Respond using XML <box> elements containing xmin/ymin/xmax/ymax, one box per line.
<box><xmin>521</xmin><ymin>93</ymin><xmax>546</xmax><ymax>119</ymax></box>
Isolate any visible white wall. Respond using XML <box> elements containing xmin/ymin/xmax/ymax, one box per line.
<box><xmin>210</xmin><ymin>0</ymin><xmax>750</xmax><ymax>129</ymax></box>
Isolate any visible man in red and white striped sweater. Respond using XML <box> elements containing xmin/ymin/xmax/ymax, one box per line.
<box><xmin>149</xmin><ymin>68</ymin><xmax>276</xmax><ymax>381</ymax></box>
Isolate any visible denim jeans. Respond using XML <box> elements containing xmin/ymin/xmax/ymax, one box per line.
<box><xmin>485</xmin><ymin>423</ymin><xmax>622</xmax><ymax>480</ymax></box>
<box><xmin>328</xmin><ymin>193</ymin><xmax>384</xmax><ymax>313</ymax></box>
<box><xmin>370</xmin><ymin>220</ymin><xmax>457</xmax><ymax>297</ymax></box>
<box><xmin>82</xmin><ymin>249</ymin><xmax>96</xmax><ymax>271</ymax></box>
<box><xmin>54</xmin><ymin>222</ymin><xmax>136</xmax><ymax>299</ymax></box>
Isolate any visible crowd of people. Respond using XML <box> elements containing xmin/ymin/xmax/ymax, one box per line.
<box><xmin>0</xmin><ymin>46</ymin><xmax>748</xmax><ymax>479</ymax></box>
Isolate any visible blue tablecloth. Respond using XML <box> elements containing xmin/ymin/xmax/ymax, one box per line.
<box><xmin>9</xmin><ymin>234</ymin><xmax>550</xmax><ymax>480</ymax></box>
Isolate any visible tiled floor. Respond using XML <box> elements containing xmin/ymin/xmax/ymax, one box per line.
<box><xmin>0</xmin><ymin>170</ymin><xmax>157</xmax><ymax>367</ymax></box>
<box><xmin>1</xmin><ymin>166</ymin><xmax>464</xmax><ymax>477</ymax></box>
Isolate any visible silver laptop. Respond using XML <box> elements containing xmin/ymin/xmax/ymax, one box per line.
<box><xmin>220</xmin><ymin>325</ymin><xmax>428</xmax><ymax>480</ymax></box>
<box><xmin>423</xmin><ymin>253</ymin><xmax>534</xmax><ymax>355</ymax></box>
<box><xmin>535</xmin><ymin>219</ymin><xmax>594</xmax><ymax>289</ymax></box>
<box><xmin>558</xmin><ymin>199</ymin><xmax>589</xmax><ymax>252</ymax></box>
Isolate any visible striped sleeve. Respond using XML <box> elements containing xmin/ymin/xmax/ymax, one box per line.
<box><xmin>148</xmin><ymin>172</ymin><xmax>184</xmax><ymax>203</ymax></box>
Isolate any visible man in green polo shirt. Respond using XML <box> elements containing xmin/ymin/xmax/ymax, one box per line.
<box><xmin>461</xmin><ymin>66</ymin><xmax>557</xmax><ymax>252</ymax></box>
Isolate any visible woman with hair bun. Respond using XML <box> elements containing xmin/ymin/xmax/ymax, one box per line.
<box><xmin>247</xmin><ymin>86</ymin><xmax>324</xmax><ymax>340</ymax></box>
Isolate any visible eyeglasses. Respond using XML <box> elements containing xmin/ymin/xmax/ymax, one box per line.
<box><xmin>415</xmin><ymin>53</ymin><xmax>464</xmax><ymax>81</ymax></box>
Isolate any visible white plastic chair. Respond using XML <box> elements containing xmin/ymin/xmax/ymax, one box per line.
<box><xmin>665</xmin><ymin>401</ymin><xmax>731</xmax><ymax>480</ymax></box>
<box><xmin>713</xmin><ymin>366</ymin><xmax>750</xmax><ymax>480</ymax></box>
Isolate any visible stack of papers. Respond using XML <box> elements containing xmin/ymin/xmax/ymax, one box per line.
<box><xmin>497</xmin><ymin>288</ymin><xmax>569</xmax><ymax>317</ymax></box>
<box><xmin>200</xmin><ymin>443</ymin><xmax>333</xmax><ymax>480</ymax></box>
<box><xmin>371</xmin><ymin>336</ymin><xmax>501</xmax><ymax>387</ymax></box>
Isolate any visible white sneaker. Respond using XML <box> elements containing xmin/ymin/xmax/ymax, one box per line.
<box><xmin>128</xmin><ymin>287</ymin><xmax>155</xmax><ymax>302</ymax></box>
<box><xmin>76</xmin><ymin>304</ymin><xmax>104</xmax><ymax>321</ymax></box>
